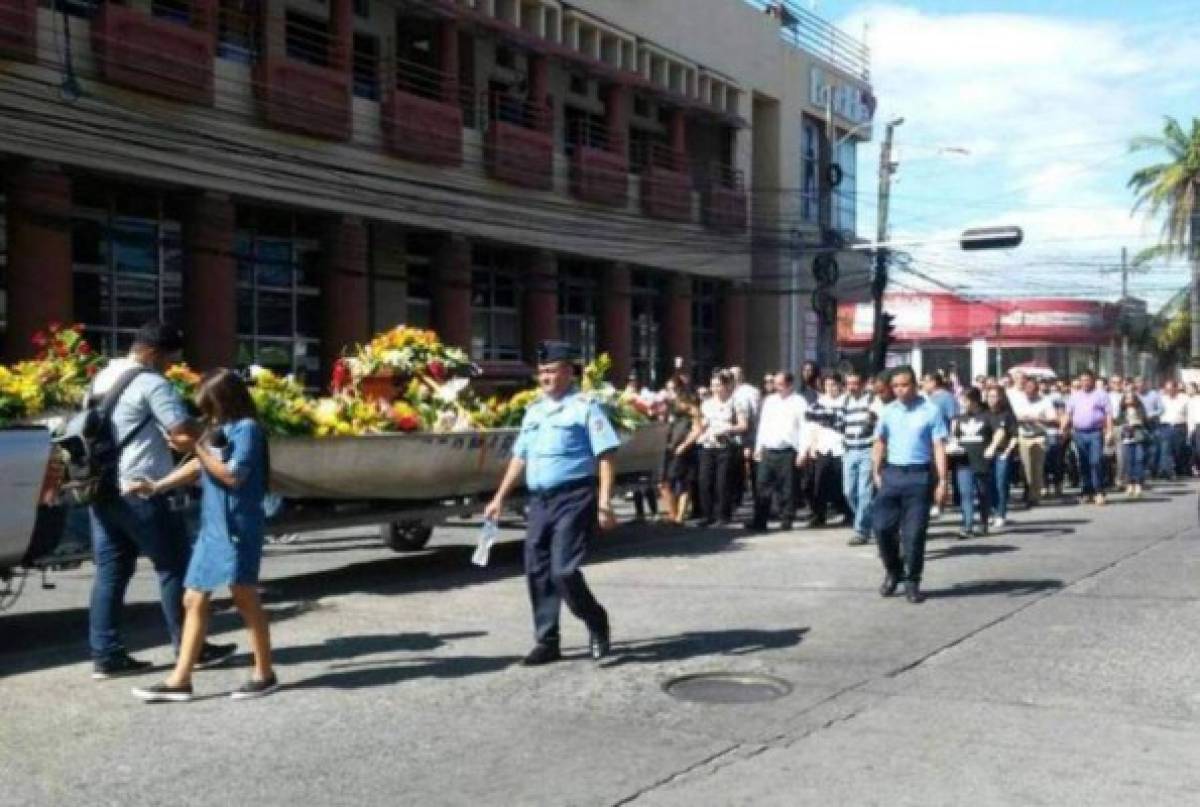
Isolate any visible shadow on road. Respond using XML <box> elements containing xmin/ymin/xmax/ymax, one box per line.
<box><xmin>599</xmin><ymin>626</ymin><xmax>809</xmax><ymax>669</ymax></box>
<box><xmin>286</xmin><ymin>653</ymin><xmax>521</xmax><ymax>691</ymax></box>
<box><xmin>269</xmin><ymin>631</ymin><xmax>487</xmax><ymax>667</ymax></box>
<box><xmin>926</xmin><ymin>578</ymin><xmax>1063</xmax><ymax>599</ymax></box>
<box><xmin>927</xmin><ymin>544</ymin><xmax>1019</xmax><ymax>559</ymax></box>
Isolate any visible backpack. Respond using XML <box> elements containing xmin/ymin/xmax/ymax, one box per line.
<box><xmin>52</xmin><ymin>367</ymin><xmax>155</xmax><ymax>506</ymax></box>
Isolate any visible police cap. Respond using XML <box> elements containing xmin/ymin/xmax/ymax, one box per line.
<box><xmin>536</xmin><ymin>340</ymin><xmax>577</xmax><ymax>365</ymax></box>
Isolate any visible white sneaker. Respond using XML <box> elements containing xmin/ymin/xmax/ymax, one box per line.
<box><xmin>930</xmin><ymin>506</ymin><xmax>942</xmax><ymax>519</ymax></box>
<box><xmin>991</xmin><ymin>516</ymin><xmax>1006</xmax><ymax>528</ymax></box>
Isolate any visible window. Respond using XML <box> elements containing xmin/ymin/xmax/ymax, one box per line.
<box><xmin>834</xmin><ymin>139</ymin><xmax>857</xmax><ymax>235</ymax></box>
<box><xmin>353</xmin><ymin>0</ymin><xmax>370</xmax><ymax>19</ymax></box>
<box><xmin>558</xmin><ymin>262</ymin><xmax>600</xmax><ymax>363</ymax></box>
<box><xmin>470</xmin><ymin>248</ymin><xmax>520</xmax><ymax>361</ymax></box>
<box><xmin>405</xmin><ymin>233</ymin><xmax>437</xmax><ymax>329</ymax></box>
<box><xmin>563</xmin><ymin>106</ymin><xmax>607</xmax><ymax>153</ymax></box>
<box><xmin>234</xmin><ymin>209</ymin><xmax>322</xmax><ymax>382</ymax></box>
<box><xmin>286</xmin><ymin>12</ymin><xmax>330</xmax><ymax>68</ymax></box>
<box><xmin>568</xmin><ymin>73</ymin><xmax>588</xmax><ymax>96</ymax></box>
<box><xmin>396</xmin><ymin>16</ymin><xmax>441</xmax><ymax>100</ymax></box>
<box><xmin>692</xmin><ymin>279</ymin><xmax>721</xmax><ymax>383</ymax></box>
<box><xmin>151</xmin><ymin>0</ymin><xmax>190</xmax><ymax>23</ymax></box>
<box><xmin>496</xmin><ymin>46</ymin><xmax>516</xmax><ymax>70</ymax></box>
<box><xmin>630</xmin><ymin>269</ymin><xmax>665</xmax><ymax>387</ymax></box>
<box><xmin>632</xmin><ymin>95</ymin><xmax>651</xmax><ymax>118</ymax></box>
<box><xmin>629</xmin><ymin>127</ymin><xmax>669</xmax><ymax>175</ymax></box>
<box><xmin>353</xmin><ymin>33</ymin><xmax>379</xmax><ymax>100</ymax></box>
<box><xmin>801</xmin><ymin>118</ymin><xmax>820</xmax><ymax>224</ymax></box>
<box><xmin>218</xmin><ymin>0</ymin><xmax>258</xmax><ymax>64</ymax></box>
<box><xmin>71</xmin><ymin>184</ymin><xmax>183</xmax><ymax>357</ymax></box>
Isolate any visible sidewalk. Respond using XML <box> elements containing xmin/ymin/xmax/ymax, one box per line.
<box><xmin>3</xmin><ymin>484</ymin><xmax>1199</xmax><ymax>806</ymax></box>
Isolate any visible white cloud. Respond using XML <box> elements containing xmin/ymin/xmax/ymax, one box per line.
<box><xmin>839</xmin><ymin>3</ymin><xmax>1200</xmax><ymax>308</ymax></box>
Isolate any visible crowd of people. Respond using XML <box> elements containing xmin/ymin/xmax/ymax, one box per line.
<box><xmin>623</xmin><ymin>361</ymin><xmax>1200</xmax><ymax>542</ymax></box>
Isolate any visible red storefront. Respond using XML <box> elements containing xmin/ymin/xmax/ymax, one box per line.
<box><xmin>837</xmin><ymin>292</ymin><xmax>1149</xmax><ymax>380</ymax></box>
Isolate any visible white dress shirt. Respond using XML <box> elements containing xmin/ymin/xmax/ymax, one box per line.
<box><xmin>754</xmin><ymin>391</ymin><xmax>808</xmax><ymax>453</ymax></box>
<box><xmin>1161</xmin><ymin>392</ymin><xmax>1189</xmax><ymax>426</ymax></box>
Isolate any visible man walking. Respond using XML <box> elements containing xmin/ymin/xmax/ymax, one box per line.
<box><xmin>485</xmin><ymin>342</ymin><xmax>620</xmax><ymax>665</ymax></box>
<box><xmin>840</xmin><ymin>371</ymin><xmax>876</xmax><ymax>546</ymax></box>
<box><xmin>88</xmin><ymin>322</ymin><xmax>235</xmax><ymax>679</ymax></box>
<box><xmin>748</xmin><ymin>371</ymin><xmax>808</xmax><ymax>532</ymax></box>
<box><xmin>1014</xmin><ymin>376</ymin><xmax>1056</xmax><ymax>505</ymax></box>
<box><xmin>1137</xmin><ymin>377</ymin><xmax>1165</xmax><ymax>478</ymax></box>
<box><xmin>1159</xmin><ymin>379</ymin><xmax>1188</xmax><ymax>480</ymax></box>
<box><xmin>1063</xmin><ymin>369</ymin><xmax>1113</xmax><ymax>506</ymax></box>
<box><xmin>872</xmin><ymin>366</ymin><xmax>949</xmax><ymax>604</ymax></box>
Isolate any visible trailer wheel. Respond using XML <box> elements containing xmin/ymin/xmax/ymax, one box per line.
<box><xmin>381</xmin><ymin>520</ymin><xmax>434</xmax><ymax>552</ymax></box>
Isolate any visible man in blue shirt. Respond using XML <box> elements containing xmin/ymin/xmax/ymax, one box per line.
<box><xmin>485</xmin><ymin>341</ymin><xmax>621</xmax><ymax>666</ymax></box>
<box><xmin>872</xmin><ymin>366</ymin><xmax>949</xmax><ymax>604</ymax></box>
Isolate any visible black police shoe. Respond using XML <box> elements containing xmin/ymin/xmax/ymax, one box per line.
<box><xmin>92</xmin><ymin>653</ymin><xmax>153</xmax><ymax>680</ymax></box>
<box><xmin>879</xmin><ymin>572</ymin><xmax>900</xmax><ymax>597</ymax></box>
<box><xmin>904</xmin><ymin>580</ymin><xmax>926</xmax><ymax>604</ymax></box>
<box><xmin>521</xmin><ymin>644</ymin><xmax>562</xmax><ymax>666</ymax></box>
<box><xmin>589</xmin><ymin>626</ymin><xmax>611</xmax><ymax>661</ymax></box>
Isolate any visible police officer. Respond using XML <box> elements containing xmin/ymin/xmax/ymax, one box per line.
<box><xmin>484</xmin><ymin>341</ymin><xmax>620</xmax><ymax>666</ymax></box>
<box><xmin>871</xmin><ymin>366</ymin><xmax>949</xmax><ymax>604</ymax></box>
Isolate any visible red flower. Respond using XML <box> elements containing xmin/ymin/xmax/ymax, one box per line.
<box><xmin>330</xmin><ymin>358</ymin><xmax>350</xmax><ymax>393</ymax></box>
<box><xmin>72</xmin><ymin>323</ymin><xmax>85</xmax><ymax>333</ymax></box>
<box><xmin>396</xmin><ymin>414</ymin><xmax>420</xmax><ymax>432</ymax></box>
<box><xmin>77</xmin><ymin>342</ymin><xmax>93</xmax><ymax>357</ymax></box>
<box><xmin>54</xmin><ymin>343</ymin><xmax>68</xmax><ymax>358</ymax></box>
<box><xmin>86</xmin><ymin>365</ymin><xmax>99</xmax><ymax>378</ymax></box>
<box><xmin>427</xmin><ymin>360</ymin><xmax>447</xmax><ymax>383</ymax></box>
<box><xmin>47</xmin><ymin>321</ymin><xmax>61</xmax><ymax>334</ymax></box>
<box><xmin>31</xmin><ymin>331</ymin><xmax>48</xmax><ymax>349</ymax></box>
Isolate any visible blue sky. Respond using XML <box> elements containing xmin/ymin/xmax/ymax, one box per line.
<box><xmin>816</xmin><ymin>0</ymin><xmax>1199</xmax><ymax>309</ymax></box>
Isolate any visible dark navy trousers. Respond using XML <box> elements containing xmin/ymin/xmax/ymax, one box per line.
<box><xmin>873</xmin><ymin>465</ymin><xmax>934</xmax><ymax>583</ymax></box>
<box><xmin>524</xmin><ymin>485</ymin><xmax>608</xmax><ymax>646</ymax></box>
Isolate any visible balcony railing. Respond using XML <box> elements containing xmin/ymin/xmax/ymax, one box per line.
<box><xmin>382</xmin><ymin>58</ymin><xmax>465</xmax><ymax>166</ymax></box>
<box><xmin>743</xmin><ymin>0</ymin><xmax>870</xmax><ymax>80</ymax></box>
<box><xmin>636</xmin><ymin>144</ymin><xmax>692</xmax><ymax>222</ymax></box>
<box><xmin>697</xmin><ymin>162</ymin><xmax>748</xmax><ymax>232</ymax></box>
<box><xmin>91</xmin><ymin>1</ymin><xmax>216</xmax><ymax>105</ymax></box>
<box><xmin>254</xmin><ymin>13</ymin><xmax>351</xmax><ymax>140</ymax></box>
<box><xmin>484</xmin><ymin>90</ymin><xmax>554</xmax><ymax>190</ymax></box>
<box><xmin>0</xmin><ymin>0</ymin><xmax>37</xmax><ymax>62</ymax></box>
<box><xmin>568</xmin><ymin>122</ymin><xmax>628</xmax><ymax>207</ymax></box>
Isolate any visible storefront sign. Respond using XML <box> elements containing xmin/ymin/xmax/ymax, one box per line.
<box><xmin>810</xmin><ymin>68</ymin><xmax>872</xmax><ymax>125</ymax></box>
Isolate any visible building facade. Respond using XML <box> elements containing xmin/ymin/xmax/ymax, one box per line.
<box><xmin>838</xmin><ymin>292</ymin><xmax>1155</xmax><ymax>381</ymax></box>
<box><xmin>0</xmin><ymin>0</ymin><xmax>872</xmax><ymax>387</ymax></box>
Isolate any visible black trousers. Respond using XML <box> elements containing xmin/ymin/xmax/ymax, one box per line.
<box><xmin>812</xmin><ymin>453</ymin><xmax>852</xmax><ymax>520</ymax></box>
<box><xmin>524</xmin><ymin>485</ymin><xmax>607</xmax><ymax>645</ymax></box>
<box><xmin>698</xmin><ymin>444</ymin><xmax>737</xmax><ymax>523</ymax></box>
<box><xmin>873</xmin><ymin>465</ymin><xmax>934</xmax><ymax>582</ymax></box>
<box><xmin>752</xmin><ymin>448</ymin><xmax>796</xmax><ymax>528</ymax></box>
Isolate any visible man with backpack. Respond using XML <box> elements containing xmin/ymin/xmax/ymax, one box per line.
<box><xmin>86</xmin><ymin>322</ymin><xmax>235</xmax><ymax>679</ymax></box>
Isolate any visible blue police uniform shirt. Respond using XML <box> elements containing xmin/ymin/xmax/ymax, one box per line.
<box><xmin>875</xmin><ymin>397</ymin><xmax>948</xmax><ymax>465</ymax></box>
<box><xmin>928</xmin><ymin>388</ymin><xmax>958</xmax><ymax>427</ymax></box>
<box><xmin>512</xmin><ymin>390</ymin><xmax>622</xmax><ymax>491</ymax></box>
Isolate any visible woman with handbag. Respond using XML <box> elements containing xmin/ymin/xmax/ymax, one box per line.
<box><xmin>130</xmin><ymin>369</ymin><xmax>277</xmax><ymax>702</ymax></box>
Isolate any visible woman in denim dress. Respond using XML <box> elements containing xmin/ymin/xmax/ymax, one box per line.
<box><xmin>131</xmin><ymin>369</ymin><xmax>277</xmax><ymax>702</ymax></box>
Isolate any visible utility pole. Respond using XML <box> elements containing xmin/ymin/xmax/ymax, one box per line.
<box><xmin>1120</xmin><ymin>246</ymin><xmax>1130</xmax><ymax>376</ymax></box>
<box><xmin>871</xmin><ymin>118</ymin><xmax>902</xmax><ymax>373</ymax></box>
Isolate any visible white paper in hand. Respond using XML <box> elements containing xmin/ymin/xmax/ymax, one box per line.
<box><xmin>472</xmin><ymin>518</ymin><xmax>499</xmax><ymax>567</ymax></box>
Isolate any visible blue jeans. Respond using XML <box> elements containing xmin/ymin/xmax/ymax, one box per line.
<box><xmin>842</xmin><ymin>448</ymin><xmax>874</xmax><ymax>536</ymax></box>
<box><xmin>1074</xmin><ymin>429</ymin><xmax>1105</xmax><ymax>496</ymax></box>
<box><xmin>1123</xmin><ymin>441</ymin><xmax>1147</xmax><ymax>484</ymax></box>
<box><xmin>990</xmin><ymin>454</ymin><xmax>1012</xmax><ymax>518</ymax></box>
<box><xmin>88</xmin><ymin>494</ymin><xmax>190</xmax><ymax>662</ymax></box>
<box><xmin>955</xmin><ymin>465</ymin><xmax>991</xmax><ymax>531</ymax></box>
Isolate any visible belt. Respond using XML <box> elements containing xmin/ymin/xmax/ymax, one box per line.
<box><xmin>1074</xmin><ymin>426</ymin><xmax>1102</xmax><ymax>433</ymax></box>
<box><xmin>885</xmin><ymin>462</ymin><xmax>931</xmax><ymax>471</ymax></box>
<box><xmin>764</xmin><ymin>446</ymin><xmax>796</xmax><ymax>453</ymax></box>
<box><xmin>529</xmin><ymin>476</ymin><xmax>594</xmax><ymax>500</ymax></box>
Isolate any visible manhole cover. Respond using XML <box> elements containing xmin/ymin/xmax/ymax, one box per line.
<box><xmin>663</xmin><ymin>672</ymin><xmax>793</xmax><ymax>704</ymax></box>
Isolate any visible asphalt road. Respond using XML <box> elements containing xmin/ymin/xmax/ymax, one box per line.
<box><xmin>3</xmin><ymin>484</ymin><xmax>1200</xmax><ymax>806</ymax></box>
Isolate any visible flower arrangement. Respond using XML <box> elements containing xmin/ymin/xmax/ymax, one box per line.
<box><xmin>347</xmin><ymin>325</ymin><xmax>474</xmax><ymax>384</ymax></box>
<box><xmin>165</xmin><ymin>363</ymin><xmax>202</xmax><ymax>401</ymax></box>
<box><xmin>0</xmin><ymin>324</ymin><xmax>102</xmax><ymax>427</ymax></box>
<box><xmin>246</xmin><ymin>368</ymin><xmax>316</xmax><ymax>437</ymax></box>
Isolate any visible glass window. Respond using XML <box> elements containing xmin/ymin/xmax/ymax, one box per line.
<box><xmin>835</xmin><ymin>139</ymin><xmax>857</xmax><ymax>235</ymax></box>
<box><xmin>235</xmin><ymin>208</ymin><xmax>322</xmax><ymax>382</ymax></box>
<box><xmin>558</xmin><ymin>262</ymin><xmax>599</xmax><ymax>363</ymax></box>
<box><xmin>353</xmin><ymin>33</ymin><xmax>380</xmax><ymax>101</ymax></box>
<box><xmin>801</xmin><ymin>118</ymin><xmax>820</xmax><ymax>224</ymax></box>
<box><xmin>286</xmin><ymin>12</ymin><xmax>330</xmax><ymax>68</ymax></box>
<box><xmin>692</xmin><ymin>278</ymin><xmax>721</xmax><ymax>383</ymax></box>
<box><xmin>218</xmin><ymin>0</ymin><xmax>258</xmax><ymax>64</ymax></box>
<box><xmin>631</xmin><ymin>269</ymin><xmax>665</xmax><ymax>387</ymax></box>
<box><xmin>470</xmin><ymin>248</ymin><xmax>521</xmax><ymax>361</ymax></box>
<box><xmin>70</xmin><ymin>189</ymin><xmax>182</xmax><ymax>357</ymax></box>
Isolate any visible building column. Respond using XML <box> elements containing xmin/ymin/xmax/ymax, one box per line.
<box><xmin>663</xmin><ymin>272</ymin><xmax>692</xmax><ymax>371</ymax></box>
<box><xmin>522</xmin><ymin>250</ymin><xmax>558</xmax><ymax>363</ymax></box>
<box><xmin>192</xmin><ymin>0</ymin><xmax>217</xmax><ymax>37</ymax></box>
<box><xmin>911</xmin><ymin>343</ymin><xmax>924</xmax><ymax>379</ymax></box>
<box><xmin>529</xmin><ymin>54</ymin><xmax>550</xmax><ymax>126</ymax></box>
<box><xmin>438</xmin><ymin>19</ymin><xmax>460</xmax><ymax>102</ymax></box>
<box><xmin>720</xmin><ymin>283</ymin><xmax>748</xmax><ymax>370</ymax></box>
<box><xmin>329</xmin><ymin>0</ymin><xmax>354</xmax><ymax>74</ymax></box>
<box><xmin>183</xmin><ymin>192</ymin><xmax>236</xmax><ymax>370</ymax></box>
<box><xmin>321</xmin><ymin>216</ymin><xmax>370</xmax><ymax>382</ymax></box>
<box><xmin>4</xmin><ymin>161</ymin><xmax>72</xmax><ymax>363</ymax></box>
<box><xmin>604</xmin><ymin>84</ymin><xmax>628</xmax><ymax>154</ymax></box>
<box><xmin>668</xmin><ymin>108</ymin><xmax>687</xmax><ymax>168</ymax></box>
<box><xmin>433</xmin><ymin>234</ymin><xmax>472</xmax><ymax>353</ymax></box>
<box><xmin>600</xmin><ymin>262</ymin><xmax>632</xmax><ymax>383</ymax></box>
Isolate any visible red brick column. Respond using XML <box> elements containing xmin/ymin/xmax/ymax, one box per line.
<box><xmin>669</xmin><ymin>108</ymin><xmax>687</xmax><ymax>167</ymax></box>
<box><xmin>438</xmin><ymin>19</ymin><xmax>460</xmax><ymax>102</ymax></box>
<box><xmin>664</xmin><ymin>272</ymin><xmax>693</xmax><ymax>370</ymax></box>
<box><xmin>192</xmin><ymin>0</ymin><xmax>217</xmax><ymax>36</ymax></box>
<box><xmin>604</xmin><ymin>84</ymin><xmax>628</xmax><ymax>154</ymax></box>
<box><xmin>4</xmin><ymin>162</ymin><xmax>72</xmax><ymax>363</ymax></box>
<box><xmin>329</xmin><ymin>0</ymin><xmax>354</xmax><ymax>73</ymax></box>
<box><xmin>521</xmin><ymin>249</ymin><xmax>558</xmax><ymax>363</ymax></box>
<box><xmin>529</xmin><ymin>54</ymin><xmax>550</xmax><ymax>129</ymax></box>
<box><xmin>600</xmin><ymin>262</ymin><xmax>632</xmax><ymax>382</ymax></box>
<box><xmin>720</xmin><ymin>282</ymin><xmax>748</xmax><ymax>369</ymax></box>
<box><xmin>433</xmin><ymin>234</ymin><xmax>472</xmax><ymax>353</ymax></box>
<box><xmin>183</xmin><ymin>192</ymin><xmax>236</xmax><ymax>370</ymax></box>
<box><xmin>321</xmin><ymin>216</ymin><xmax>369</xmax><ymax>382</ymax></box>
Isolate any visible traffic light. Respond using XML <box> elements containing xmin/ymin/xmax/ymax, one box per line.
<box><xmin>872</xmin><ymin>312</ymin><xmax>896</xmax><ymax>373</ymax></box>
<box><xmin>960</xmin><ymin>226</ymin><xmax>1023</xmax><ymax>251</ymax></box>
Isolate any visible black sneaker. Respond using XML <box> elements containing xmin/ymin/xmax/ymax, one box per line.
<box><xmin>194</xmin><ymin>642</ymin><xmax>238</xmax><ymax>670</ymax></box>
<box><xmin>131</xmin><ymin>681</ymin><xmax>194</xmax><ymax>703</ymax></box>
<box><xmin>92</xmin><ymin>653</ymin><xmax>153</xmax><ymax>680</ymax></box>
<box><xmin>521</xmin><ymin>643</ymin><xmax>562</xmax><ymax>666</ymax></box>
<box><xmin>230</xmin><ymin>674</ymin><xmax>280</xmax><ymax>700</ymax></box>
<box><xmin>847</xmin><ymin>533</ymin><xmax>870</xmax><ymax>546</ymax></box>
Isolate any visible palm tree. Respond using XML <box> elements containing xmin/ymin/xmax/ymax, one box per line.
<box><xmin>1128</xmin><ymin>116</ymin><xmax>1200</xmax><ymax>364</ymax></box>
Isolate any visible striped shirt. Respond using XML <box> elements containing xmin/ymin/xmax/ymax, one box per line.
<box><xmin>839</xmin><ymin>391</ymin><xmax>877</xmax><ymax>451</ymax></box>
